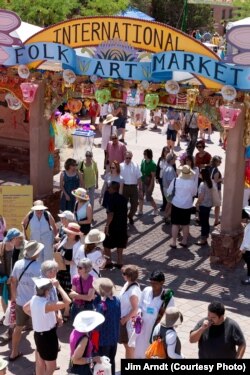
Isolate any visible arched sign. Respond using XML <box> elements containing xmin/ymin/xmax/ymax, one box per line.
<box><xmin>1</xmin><ymin>13</ymin><xmax>250</xmax><ymax>90</ymax></box>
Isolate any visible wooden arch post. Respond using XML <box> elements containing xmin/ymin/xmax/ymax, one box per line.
<box><xmin>211</xmin><ymin>103</ymin><xmax>245</xmax><ymax>267</ymax></box>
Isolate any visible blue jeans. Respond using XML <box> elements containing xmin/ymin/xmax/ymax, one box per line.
<box><xmin>199</xmin><ymin>206</ymin><xmax>212</xmax><ymax>238</ymax></box>
<box><xmin>86</xmin><ymin>186</ymin><xmax>95</xmax><ymax>210</ymax></box>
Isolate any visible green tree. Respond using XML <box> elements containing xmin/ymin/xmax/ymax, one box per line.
<box><xmin>148</xmin><ymin>0</ymin><xmax>213</xmax><ymax>32</ymax></box>
<box><xmin>80</xmin><ymin>0</ymin><xmax>128</xmax><ymax>16</ymax></box>
<box><xmin>0</xmin><ymin>0</ymin><xmax>80</xmax><ymax>26</ymax></box>
<box><xmin>232</xmin><ymin>0</ymin><xmax>250</xmax><ymax>20</ymax></box>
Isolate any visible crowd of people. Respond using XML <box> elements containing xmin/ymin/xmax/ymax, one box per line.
<box><xmin>0</xmin><ymin>104</ymin><xmax>249</xmax><ymax>373</ymax></box>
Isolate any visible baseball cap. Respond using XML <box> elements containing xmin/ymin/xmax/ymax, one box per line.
<box><xmin>58</xmin><ymin>211</ymin><xmax>75</xmax><ymax>221</ymax></box>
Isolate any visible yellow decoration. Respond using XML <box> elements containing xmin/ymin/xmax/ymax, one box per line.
<box><xmin>187</xmin><ymin>88</ymin><xmax>199</xmax><ymax>113</ymax></box>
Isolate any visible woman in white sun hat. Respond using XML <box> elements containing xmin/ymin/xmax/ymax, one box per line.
<box><xmin>69</xmin><ymin>311</ymin><xmax>104</xmax><ymax>375</ymax></box>
<box><xmin>84</xmin><ymin>229</ymin><xmax>106</xmax><ymax>278</ymax></box>
<box><xmin>22</xmin><ymin>200</ymin><xmax>57</xmax><ymax>263</ymax></box>
<box><xmin>72</xmin><ymin>188</ymin><xmax>93</xmax><ymax>235</ymax></box>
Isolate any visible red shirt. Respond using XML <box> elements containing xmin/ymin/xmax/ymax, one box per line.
<box><xmin>195</xmin><ymin>151</ymin><xmax>211</xmax><ymax>169</ymax></box>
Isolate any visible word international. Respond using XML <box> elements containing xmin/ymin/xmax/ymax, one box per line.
<box><xmin>121</xmin><ymin>360</ymin><xmax>250</xmax><ymax>375</ymax></box>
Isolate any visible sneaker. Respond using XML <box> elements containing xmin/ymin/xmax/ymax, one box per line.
<box><xmin>153</xmin><ymin>209</ymin><xmax>159</xmax><ymax>216</ymax></box>
<box><xmin>241</xmin><ymin>278</ymin><xmax>250</xmax><ymax>285</ymax></box>
<box><xmin>136</xmin><ymin>211</ymin><xmax>143</xmax><ymax>216</ymax></box>
<box><xmin>128</xmin><ymin>217</ymin><xmax>134</xmax><ymax>225</ymax></box>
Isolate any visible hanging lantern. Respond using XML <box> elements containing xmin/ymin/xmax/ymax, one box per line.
<box><xmin>63</xmin><ymin>69</ymin><xmax>76</xmax><ymax>87</ymax></box>
<box><xmin>165</xmin><ymin>80</ymin><xmax>180</xmax><ymax>95</ymax></box>
<box><xmin>95</xmin><ymin>89</ymin><xmax>111</xmax><ymax>104</ymax></box>
<box><xmin>219</xmin><ymin>105</ymin><xmax>241</xmax><ymax>130</ymax></box>
<box><xmin>67</xmin><ymin>98</ymin><xmax>82</xmax><ymax>113</ymax></box>
<box><xmin>221</xmin><ymin>85</ymin><xmax>237</xmax><ymax>102</ymax></box>
<box><xmin>90</xmin><ymin>75</ymin><xmax>98</xmax><ymax>83</ymax></box>
<box><xmin>145</xmin><ymin>93</ymin><xmax>159</xmax><ymax>110</ymax></box>
<box><xmin>187</xmin><ymin>88</ymin><xmax>199</xmax><ymax>113</ymax></box>
<box><xmin>5</xmin><ymin>93</ymin><xmax>22</xmax><ymax>110</ymax></box>
<box><xmin>18</xmin><ymin>65</ymin><xmax>30</xmax><ymax>79</ymax></box>
<box><xmin>20</xmin><ymin>82</ymin><xmax>39</xmax><ymax>103</ymax></box>
<box><xmin>140</xmin><ymin>80</ymin><xmax>149</xmax><ymax>90</ymax></box>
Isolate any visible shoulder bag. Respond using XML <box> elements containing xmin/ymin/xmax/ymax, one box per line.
<box><xmin>166</xmin><ymin>178</ymin><xmax>176</xmax><ymax>203</ymax></box>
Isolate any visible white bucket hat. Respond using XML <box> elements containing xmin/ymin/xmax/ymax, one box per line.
<box><xmin>58</xmin><ymin>210</ymin><xmax>75</xmax><ymax>221</ymax></box>
<box><xmin>31</xmin><ymin>200</ymin><xmax>48</xmax><ymax>211</ymax></box>
<box><xmin>73</xmin><ymin>311</ymin><xmax>105</xmax><ymax>333</ymax></box>
<box><xmin>84</xmin><ymin>229</ymin><xmax>105</xmax><ymax>244</ymax></box>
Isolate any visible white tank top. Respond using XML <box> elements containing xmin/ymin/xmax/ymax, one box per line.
<box><xmin>30</xmin><ymin>295</ymin><xmax>56</xmax><ymax>332</ymax></box>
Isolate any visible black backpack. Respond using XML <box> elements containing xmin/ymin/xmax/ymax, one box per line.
<box><xmin>24</xmin><ymin>211</ymin><xmax>51</xmax><ymax>231</ymax></box>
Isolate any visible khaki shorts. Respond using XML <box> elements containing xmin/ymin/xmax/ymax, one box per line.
<box><xmin>16</xmin><ymin>304</ymin><xmax>30</xmax><ymax>327</ymax></box>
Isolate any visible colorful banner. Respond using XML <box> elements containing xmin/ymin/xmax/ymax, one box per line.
<box><xmin>151</xmin><ymin>51</ymin><xmax>249</xmax><ymax>90</ymax></box>
<box><xmin>0</xmin><ymin>185</ymin><xmax>33</xmax><ymax>231</ymax></box>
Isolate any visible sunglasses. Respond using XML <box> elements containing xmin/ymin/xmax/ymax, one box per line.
<box><xmin>122</xmin><ymin>272</ymin><xmax>127</xmax><ymax>276</ymax></box>
<box><xmin>86</xmin><ymin>155</ymin><xmax>92</xmax><ymax>158</ymax></box>
<box><xmin>110</xmin><ymin>167</ymin><xmax>116</xmax><ymax>169</ymax></box>
<box><xmin>126</xmin><ymin>157</ymin><xmax>132</xmax><ymax>160</ymax></box>
<box><xmin>77</xmin><ymin>266</ymin><xmax>83</xmax><ymax>270</ymax></box>
<box><xmin>197</xmin><ymin>146</ymin><xmax>203</xmax><ymax>149</ymax></box>
<box><xmin>112</xmin><ymin>137</ymin><xmax>118</xmax><ymax>140</ymax></box>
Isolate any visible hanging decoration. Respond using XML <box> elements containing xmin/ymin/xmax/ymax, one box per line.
<box><xmin>165</xmin><ymin>80</ymin><xmax>180</xmax><ymax>95</ymax></box>
<box><xmin>140</xmin><ymin>80</ymin><xmax>149</xmax><ymax>90</ymax></box>
<box><xmin>187</xmin><ymin>88</ymin><xmax>199</xmax><ymax>113</ymax></box>
<box><xmin>198</xmin><ymin>113</ymin><xmax>211</xmax><ymax>130</ymax></box>
<box><xmin>245</xmin><ymin>160</ymin><xmax>250</xmax><ymax>188</ymax></box>
<box><xmin>63</xmin><ymin>69</ymin><xmax>76</xmax><ymax>87</ymax></box>
<box><xmin>126</xmin><ymin>87</ymin><xmax>140</xmax><ymax>107</ymax></box>
<box><xmin>48</xmin><ymin>121</ymin><xmax>55</xmax><ymax>168</ymax></box>
<box><xmin>90</xmin><ymin>74</ymin><xmax>98</xmax><ymax>83</ymax></box>
<box><xmin>219</xmin><ymin>105</ymin><xmax>241</xmax><ymax>129</ymax></box>
<box><xmin>20</xmin><ymin>82</ymin><xmax>39</xmax><ymax>103</ymax></box>
<box><xmin>5</xmin><ymin>92</ymin><xmax>22</xmax><ymax>110</ymax></box>
<box><xmin>145</xmin><ymin>93</ymin><xmax>159</xmax><ymax>110</ymax></box>
<box><xmin>17</xmin><ymin>65</ymin><xmax>30</xmax><ymax>79</ymax></box>
<box><xmin>221</xmin><ymin>85</ymin><xmax>237</xmax><ymax>102</ymax></box>
<box><xmin>67</xmin><ymin>98</ymin><xmax>82</xmax><ymax>113</ymax></box>
<box><xmin>95</xmin><ymin>88</ymin><xmax>111</xmax><ymax>104</ymax></box>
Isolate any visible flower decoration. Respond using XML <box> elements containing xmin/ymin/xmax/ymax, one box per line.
<box><xmin>145</xmin><ymin>93</ymin><xmax>159</xmax><ymax>110</ymax></box>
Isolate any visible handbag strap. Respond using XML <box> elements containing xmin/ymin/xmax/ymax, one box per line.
<box><xmin>123</xmin><ymin>282</ymin><xmax>139</xmax><ymax>294</ymax></box>
<box><xmin>187</xmin><ymin>113</ymin><xmax>194</xmax><ymax>127</ymax></box>
<box><xmin>18</xmin><ymin>260</ymin><xmax>35</xmax><ymax>282</ymax></box>
<box><xmin>172</xmin><ymin>178</ymin><xmax>176</xmax><ymax>197</ymax></box>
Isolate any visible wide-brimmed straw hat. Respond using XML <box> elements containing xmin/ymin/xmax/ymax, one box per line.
<box><xmin>103</xmin><ymin>114</ymin><xmax>118</xmax><ymax>124</ymax></box>
<box><xmin>23</xmin><ymin>240</ymin><xmax>44</xmax><ymax>259</ymax></box>
<box><xmin>179</xmin><ymin>165</ymin><xmax>194</xmax><ymax>179</ymax></box>
<box><xmin>160</xmin><ymin>306</ymin><xmax>183</xmax><ymax>328</ymax></box>
<box><xmin>62</xmin><ymin>223</ymin><xmax>83</xmax><ymax>236</ymax></box>
<box><xmin>85</xmin><ymin>229</ymin><xmax>105</xmax><ymax>244</ymax></box>
<box><xmin>93</xmin><ymin>277</ymin><xmax>115</xmax><ymax>296</ymax></box>
<box><xmin>73</xmin><ymin>311</ymin><xmax>105</xmax><ymax>333</ymax></box>
<box><xmin>72</xmin><ymin>188</ymin><xmax>89</xmax><ymax>201</ymax></box>
<box><xmin>31</xmin><ymin>200</ymin><xmax>48</xmax><ymax>211</ymax></box>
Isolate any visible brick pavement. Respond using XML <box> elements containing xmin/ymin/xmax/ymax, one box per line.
<box><xmin>1</xmin><ymin>120</ymin><xmax>250</xmax><ymax>374</ymax></box>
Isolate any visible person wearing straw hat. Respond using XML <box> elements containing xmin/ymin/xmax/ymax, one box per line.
<box><xmin>23</xmin><ymin>277</ymin><xmax>71</xmax><ymax>375</ymax></box>
<box><xmin>93</xmin><ymin>277</ymin><xmax>120</xmax><ymax>375</ymax></box>
<box><xmin>152</xmin><ymin>306</ymin><xmax>184</xmax><ymax>359</ymax></box>
<box><xmin>72</xmin><ymin>188</ymin><xmax>93</xmax><ymax>235</ymax></box>
<box><xmin>84</xmin><ymin>229</ymin><xmax>106</xmax><ymax>278</ymax></box>
<box><xmin>167</xmin><ymin>165</ymin><xmax>197</xmax><ymax>248</ymax></box>
<box><xmin>22</xmin><ymin>200</ymin><xmax>57</xmax><ymax>263</ymax></box>
<box><xmin>0</xmin><ymin>357</ymin><xmax>8</xmax><ymax>375</ymax></box>
<box><xmin>69</xmin><ymin>311</ymin><xmax>104</xmax><ymax>375</ymax></box>
<box><xmin>101</xmin><ymin>114</ymin><xmax>118</xmax><ymax>168</ymax></box>
<box><xmin>9</xmin><ymin>241</ymin><xmax>43</xmax><ymax>361</ymax></box>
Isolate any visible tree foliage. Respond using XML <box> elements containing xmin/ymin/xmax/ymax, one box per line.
<box><xmin>232</xmin><ymin>0</ymin><xmax>250</xmax><ymax>20</ymax></box>
<box><xmin>131</xmin><ymin>0</ymin><xmax>214</xmax><ymax>32</ymax></box>
<box><xmin>80</xmin><ymin>0</ymin><xmax>128</xmax><ymax>16</ymax></box>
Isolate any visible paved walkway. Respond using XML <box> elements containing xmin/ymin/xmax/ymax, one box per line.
<box><xmin>1</xmin><ymin>120</ymin><xmax>250</xmax><ymax>374</ymax></box>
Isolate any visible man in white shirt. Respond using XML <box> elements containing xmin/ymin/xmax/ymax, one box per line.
<box><xmin>120</xmin><ymin>151</ymin><xmax>142</xmax><ymax>225</ymax></box>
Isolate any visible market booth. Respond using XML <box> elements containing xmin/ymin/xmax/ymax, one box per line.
<box><xmin>0</xmin><ymin>9</ymin><xmax>250</xmax><ymax>265</ymax></box>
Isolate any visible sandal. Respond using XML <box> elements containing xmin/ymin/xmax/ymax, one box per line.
<box><xmin>9</xmin><ymin>352</ymin><xmax>23</xmax><ymax>361</ymax></box>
